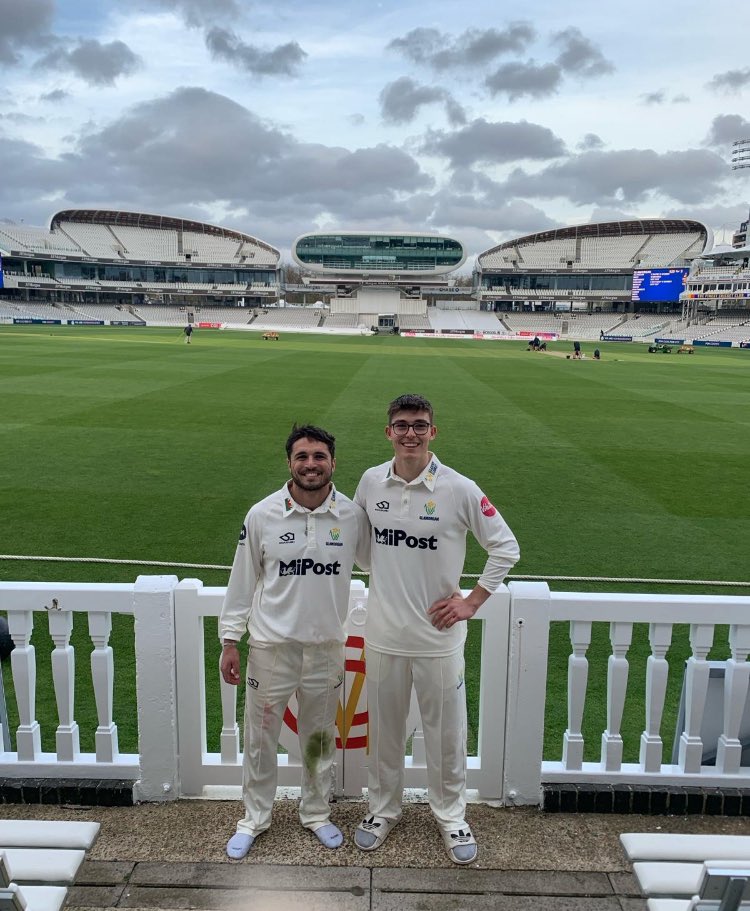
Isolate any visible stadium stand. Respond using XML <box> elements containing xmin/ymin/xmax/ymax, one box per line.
<box><xmin>322</xmin><ymin>313</ymin><xmax>359</xmax><ymax>329</ymax></box>
<box><xmin>398</xmin><ymin>314</ymin><xmax>432</xmax><ymax>330</ymax></box>
<box><xmin>0</xmin><ymin>224</ymin><xmax>81</xmax><ymax>255</ymax></box>
<box><xmin>611</xmin><ymin>314</ymin><xmax>672</xmax><ymax>338</ymax></box>
<box><xmin>251</xmin><ymin>308</ymin><xmax>323</xmax><ymax>329</ymax></box>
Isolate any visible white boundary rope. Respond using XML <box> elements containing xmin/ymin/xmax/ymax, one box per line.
<box><xmin>1</xmin><ymin>554</ymin><xmax>748</xmax><ymax>587</ymax></box>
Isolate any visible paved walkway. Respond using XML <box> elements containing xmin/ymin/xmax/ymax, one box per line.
<box><xmin>6</xmin><ymin>800</ymin><xmax>750</xmax><ymax>910</ymax></box>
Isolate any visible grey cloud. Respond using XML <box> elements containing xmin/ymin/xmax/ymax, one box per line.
<box><xmin>388</xmin><ymin>23</ymin><xmax>535</xmax><ymax>70</ymax></box>
<box><xmin>578</xmin><ymin>133</ymin><xmax>604</xmax><ymax>151</ymax></box>
<box><xmin>485</xmin><ymin>61</ymin><xmax>562</xmax><ymax>100</ymax></box>
<box><xmin>380</xmin><ymin>77</ymin><xmax>466</xmax><ymax>126</ymax></box>
<box><xmin>586</xmin><ymin>206</ymin><xmax>638</xmax><ymax>223</ymax></box>
<box><xmin>123</xmin><ymin>0</ymin><xmax>240</xmax><ymax>28</ymax></box>
<box><xmin>703</xmin><ymin>113</ymin><xmax>750</xmax><ymax>148</ymax></box>
<box><xmin>640</xmin><ymin>90</ymin><xmax>665</xmax><ymax>105</ymax></box>
<box><xmin>422</xmin><ymin>118</ymin><xmax>566</xmax><ymax>168</ymax></box>
<box><xmin>0</xmin><ymin>0</ymin><xmax>54</xmax><ymax>65</ymax></box>
<box><xmin>673</xmin><ymin>94</ymin><xmax>690</xmax><ymax>104</ymax></box>
<box><xmin>663</xmin><ymin>203</ymin><xmax>750</xmax><ymax>233</ymax></box>
<box><xmin>707</xmin><ymin>67</ymin><xmax>750</xmax><ymax>93</ymax></box>
<box><xmin>36</xmin><ymin>40</ymin><xmax>141</xmax><ymax>86</ymax></box>
<box><xmin>348</xmin><ymin>114</ymin><xmax>365</xmax><ymax>126</ymax></box>
<box><xmin>552</xmin><ymin>27</ymin><xmax>614</xmax><ymax>77</ymax></box>
<box><xmin>0</xmin><ymin>130</ymin><xmax>68</xmax><ymax>207</ymax></box>
<box><xmin>0</xmin><ymin>112</ymin><xmax>45</xmax><ymax>124</ymax></box>
<box><xmin>205</xmin><ymin>27</ymin><xmax>306</xmax><ymax>77</ymax></box>
<box><xmin>55</xmin><ymin>88</ymin><xmax>431</xmax><ymax>216</ymax></box>
<box><xmin>498</xmin><ymin>148</ymin><xmax>728</xmax><ymax>205</ymax></box>
<box><xmin>431</xmin><ymin>190</ymin><xmax>559</xmax><ymax>233</ymax></box>
<box><xmin>40</xmin><ymin>89</ymin><xmax>69</xmax><ymax>103</ymax></box>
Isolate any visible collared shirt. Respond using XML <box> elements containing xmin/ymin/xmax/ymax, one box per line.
<box><xmin>220</xmin><ymin>482</ymin><xmax>370</xmax><ymax>646</ymax></box>
<box><xmin>354</xmin><ymin>454</ymin><xmax>520</xmax><ymax>657</ymax></box>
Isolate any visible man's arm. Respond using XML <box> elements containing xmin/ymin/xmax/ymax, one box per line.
<box><xmin>219</xmin><ymin>512</ymin><xmax>262</xmax><ymax>685</ymax></box>
<box><xmin>353</xmin><ymin>498</ymin><xmax>371</xmax><ymax>572</ymax></box>
<box><xmin>428</xmin><ymin>480</ymin><xmax>519</xmax><ymax>630</ymax></box>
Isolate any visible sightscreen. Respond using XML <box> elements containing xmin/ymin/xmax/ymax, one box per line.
<box><xmin>631</xmin><ymin>268</ymin><xmax>688</xmax><ymax>302</ymax></box>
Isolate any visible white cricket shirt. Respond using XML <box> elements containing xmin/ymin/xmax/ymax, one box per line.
<box><xmin>354</xmin><ymin>454</ymin><xmax>520</xmax><ymax>657</ymax></box>
<box><xmin>220</xmin><ymin>482</ymin><xmax>369</xmax><ymax>646</ymax></box>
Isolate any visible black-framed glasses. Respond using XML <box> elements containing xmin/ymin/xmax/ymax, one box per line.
<box><xmin>389</xmin><ymin>420</ymin><xmax>432</xmax><ymax>436</ymax></box>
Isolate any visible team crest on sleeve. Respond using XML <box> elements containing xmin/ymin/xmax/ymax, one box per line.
<box><xmin>239</xmin><ymin>524</ymin><xmax>247</xmax><ymax>543</ymax></box>
<box><xmin>480</xmin><ymin>496</ymin><xmax>497</xmax><ymax>517</ymax></box>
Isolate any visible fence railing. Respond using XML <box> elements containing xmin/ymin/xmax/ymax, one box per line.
<box><xmin>1</xmin><ymin>577</ymin><xmax>750</xmax><ymax>803</ymax></box>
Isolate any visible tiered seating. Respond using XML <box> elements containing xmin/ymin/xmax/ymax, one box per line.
<box><xmin>637</xmin><ymin>233</ymin><xmax>703</xmax><ymax>266</ymax></box>
<box><xmin>502</xmin><ymin>313</ymin><xmax>560</xmax><ymax>334</ymax></box>
<box><xmin>613</xmin><ymin>314</ymin><xmax>671</xmax><ymax>337</ymax></box>
<box><xmin>565</xmin><ymin>313</ymin><xmax>624</xmax><ymax>339</ymax></box>
<box><xmin>515</xmin><ymin>239</ymin><xmax>577</xmax><ymax>267</ymax></box>
<box><xmin>0</xmin><ymin>226</ymin><xmax>80</xmax><ymax>255</ymax></box>
<box><xmin>427</xmin><ymin>310</ymin><xmax>471</xmax><ymax>331</ymax></box>
<box><xmin>69</xmin><ymin>304</ymin><xmax>133</xmax><ymax>322</ymax></box>
<box><xmin>398</xmin><ymin>314</ymin><xmax>431</xmax><ymax>330</ymax></box>
<box><xmin>109</xmin><ymin>225</ymin><xmax>179</xmax><ymax>261</ymax></box>
<box><xmin>54</xmin><ymin>222</ymin><xmax>121</xmax><ymax>259</ymax></box>
<box><xmin>252</xmin><ymin>308</ymin><xmax>322</xmax><ymax>329</ymax></box>
<box><xmin>181</xmin><ymin>232</ymin><xmax>240</xmax><ymax>264</ymax></box>
<box><xmin>578</xmin><ymin>235</ymin><xmax>644</xmax><ymax>267</ymax></box>
<box><xmin>322</xmin><ymin>313</ymin><xmax>358</xmax><ymax>328</ymax></box>
<box><xmin>692</xmin><ymin>322</ymin><xmax>750</xmax><ymax>343</ymax></box>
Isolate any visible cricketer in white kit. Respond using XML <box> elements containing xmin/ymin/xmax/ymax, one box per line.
<box><xmin>353</xmin><ymin>393</ymin><xmax>520</xmax><ymax>865</ymax></box>
<box><xmin>219</xmin><ymin>424</ymin><xmax>369</xmax><ymax>859</ymax></box>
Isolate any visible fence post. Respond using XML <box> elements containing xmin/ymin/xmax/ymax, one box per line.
<box><xmin>503</xmin><ymin>581</ymin><xmax>550</xmax><ymax>805</ymax></box>
<box><xmin>132</xmin><ymin>574</ymin><xmax>180</xmax><ymax>802</ymax></box>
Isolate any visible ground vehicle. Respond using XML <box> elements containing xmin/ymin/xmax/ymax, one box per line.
<box><xmin>678</xmin><ymin>344</ymin><xmax>695</xmax><ymax>354</ymax></box>
<box><xmin>648</xmin><ymin>343</ymin><xmax>672</xmax><ymax>353</ymax></box>
<box><xmin>262</xmin><ymin>331</ymin><xmax>280</xmax><ymax>340</ymax></box>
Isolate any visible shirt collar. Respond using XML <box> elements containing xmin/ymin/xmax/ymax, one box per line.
<box><xmin>282</xmin><ymin>482</ymin><xmax>339</xmax><ymax>517</ymax></box>
<box><xmin>385</xmin><ymin>454</ymin><xmax>440</xmax><ymax>492</ymax></box>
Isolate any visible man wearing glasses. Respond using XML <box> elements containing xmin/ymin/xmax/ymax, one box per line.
<box><xmin>353</xmin><ymin>393</ymin><xmax>519</xmax><ymax>864</ymax></box>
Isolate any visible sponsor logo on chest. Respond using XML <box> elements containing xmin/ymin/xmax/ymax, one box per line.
<box><xmin>374</xmin><ymin>527</ymin><xmax>437</xmax><ymax>550</ymax></box>
<box><xmin>279</xmin><ymin>558</ymin><xmax>341</xmax><ymax>577</ymax></box>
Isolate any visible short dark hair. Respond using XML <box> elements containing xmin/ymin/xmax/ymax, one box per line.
<box><xmin>285</xmin><ymin>424</ymin><xmax>336</xmax><ymax>459</ymax></box>
<box><xmin>387</xmin><ymin>393</ymin><xmax>433</xmax><ymax>423</ymax></box>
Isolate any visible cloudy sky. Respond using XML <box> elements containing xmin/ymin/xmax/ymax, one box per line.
<box><xmin>1</xmin><ymin>0</ymin><xmax>749</xmax><ymax>264</ymax></box>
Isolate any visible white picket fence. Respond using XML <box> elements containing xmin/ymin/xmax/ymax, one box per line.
<box><xmin>1</xmin><ymin>577</ymin><xmax>749</xmax><ymax>803</ymax></box>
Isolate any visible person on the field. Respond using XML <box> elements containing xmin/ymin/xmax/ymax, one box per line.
<box><xmin>220</xmin><ymin>424</ymin><xmax>369</xmax><ymax>859</ymax></box>
<box><xmin>184</xmin><ymin>324</ymin><xmax>193</xmax><ymax>344</ymax></box>
<box><xmin>353</xmin><ymin>394</ymin><xmax>519</xmax><ymax>865</ymax></box>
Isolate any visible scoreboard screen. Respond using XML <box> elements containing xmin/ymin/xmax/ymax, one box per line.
<box><xmin>631</xmin><ymin>268</ymin><xmax>688</xmax><ymax>302</ymax></box>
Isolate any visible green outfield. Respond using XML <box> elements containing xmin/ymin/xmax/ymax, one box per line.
<box><xmin>1</xmin><ymin>324</ymin><xmax>749</xmax><ymax>761</ymax></box>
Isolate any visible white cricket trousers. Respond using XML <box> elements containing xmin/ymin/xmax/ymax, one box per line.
<box><xmin>365</xmin><ymin>646</ymin><xmax>468</xmax><ymax>832</ymax></box>
<box><xmin>236</xmin><ymin>640</ymin><xmax>344</xmax><ymax>837</ymax></box>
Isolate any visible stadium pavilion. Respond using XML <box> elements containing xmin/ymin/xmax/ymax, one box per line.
<box><xmin>475</xmin><ymin>219</ymin><xmax>709</xmax><ymax>315</ymax></box>
<box><xmin>291</xmin><ymin>231</ymin><xmax>467</xmax><ymax>332</ymax></box>
<box><xmin>0</xmin><ymin>209</ymin><xmax>280</xmax><ymax>326</ymax></box>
